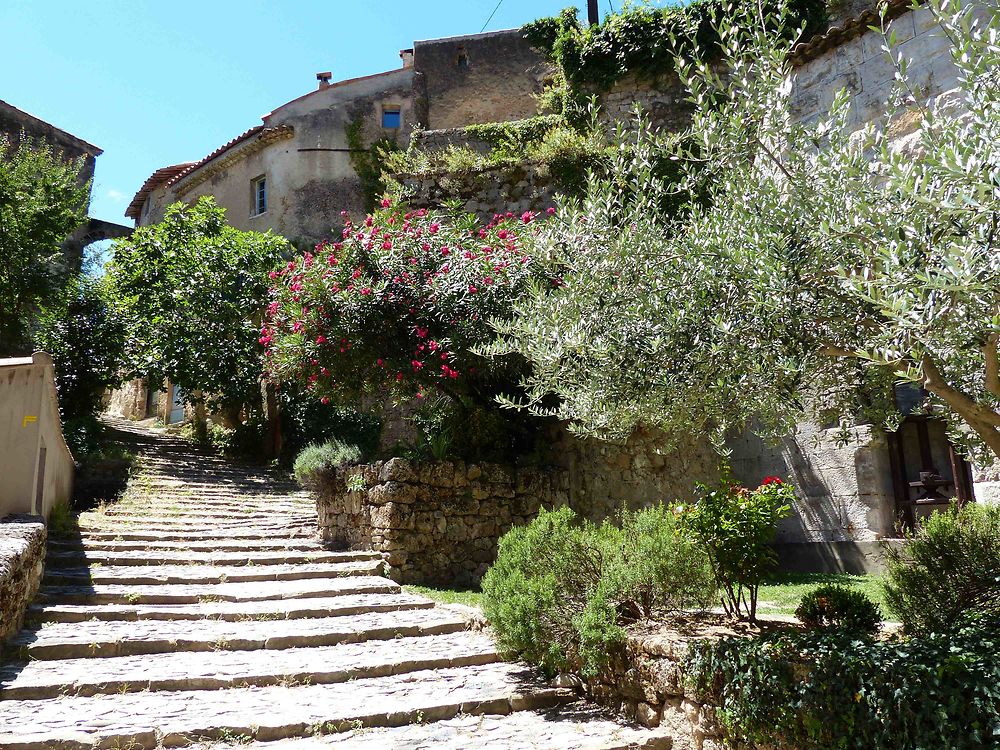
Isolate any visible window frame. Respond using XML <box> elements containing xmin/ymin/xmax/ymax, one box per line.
<box><xmin>251</xmin><ymin>175</ymin><xmax>267</xmax><ymax>217</ymax></box>
<box><xmin>381</xmin><ymin>106</ymin><xmax>402</xmax><ymax>130</ymax></box>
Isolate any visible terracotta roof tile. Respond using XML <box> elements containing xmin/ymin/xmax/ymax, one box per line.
<box><xmin>790</xmin><ymin>0</ymin><xmax>915</xmax><ymax>66</ymax></box>
<box><xmin>125</xmin><ymin>162</ymin><xmax>196</xmax><ymax>220</ymax></box>
<box><xmin>165</xmin><ymin>125</ymin><xmax>264</xmax><ymax>187</ymax></box>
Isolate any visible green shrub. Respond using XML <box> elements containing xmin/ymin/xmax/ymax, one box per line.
<box><xmin>685</xmin><ymin>615</ymin><xmax>1000</xmax><ymax>749</ymax></box>
<box><xmin>680</xmin><ymin>477</ymin><xmax>794</xmax><ymax>621</ymax></box>
<box><xmin>292</xmin><ymin>439</ymin><xmax>363</xmax><ymax>486</ymax></box>
<box><xmin>882</xmin><ymin>502</ymin><xmax>1000</xmax><ymax>634</ymax></box>
<box><xmin>795</xmin><ymin>583</ymin><xmax>881</xmax><ymax>636</ymax></box>
<box><xmin>482</xmin><ymin>505</ymin><xmax>715</xmax><ymax>677</ymax></box>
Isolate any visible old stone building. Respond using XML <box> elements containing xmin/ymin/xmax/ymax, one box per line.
<box><xmin>126</xmin><ymin>29</ymin><xmax>550</xmax><ymax>246</ymax></box>
<box><xmin>0</xmin><ymin>99</ymin><xmax>131</xmax><ymax>266</ymax></box>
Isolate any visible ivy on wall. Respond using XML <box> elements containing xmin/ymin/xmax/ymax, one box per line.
<box><xmin>345</xmin><ymin>116</ymin><xmax>401</xmax><ymax>213</ymax></box>
<box><xmin>383</xmin><ymin>115</ymin><xmax>612</xmax><ymax>200</ymax></box>
<box><xmin>523</xmin><ymin>0</ymin><xmax>830</xmax><ymax>91</ymax></box>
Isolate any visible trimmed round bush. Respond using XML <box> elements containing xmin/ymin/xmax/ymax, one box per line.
<box><xmin>883</xmin><ymin>502</ymin><xmax>1000</xmax><ymax>634</ymax></box>
<box><xmin>482</xmin><ymin>504</ymin><xmax>716</xmax><ymax>677</ymax></box>
<box><xmin>795</xmin><ymin>584</ymin><xmax>882</xmax><ymax>636</ymax></box>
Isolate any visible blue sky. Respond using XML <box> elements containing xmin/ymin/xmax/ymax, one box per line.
<box><xmin>0</xmin><ymin>1</ymin><xmax>616</xmax><ymax>226</ymax></box>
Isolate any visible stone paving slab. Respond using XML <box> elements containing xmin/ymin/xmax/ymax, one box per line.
<box><xmin>76</xmin><ymin>516</ymin><xmax>317</xmax><ymax>531</ymax></box>
<box><xmin>46</xmin><ymin>549</ymin><xmax>377</xmax><ymax>567</ymax></box>
<box><xmin>0</xmin><ymin>664</ymin><xmax>574</xmax><ymax>750</ymax></box>
<box><xmin>29</xmin><ymin>592</ymin><xmax>433</xmax><ymax>623</ymax></box>
<box><xmin>67</xmin><ymin>528</ymin><xmax>317</xmax><ymax>542</ymax></box>
<box><xmin>0</xmin><ymin>631</ymin><xmax>499</xmax><ymax>699</ymax></box>
<box><xmin>36</xmin><ymin>575</ymin><xmax>400</xmax><ymax>605</ymax></box>
<box><xmin>11</xmin><ymin>607</ymin><xmax>469</xmax><ymax>658</ymax></box>
<box><xmin>44</xmin><ymin>561</ymin><xmax>383</xmax><ymax>585</ymax></box>
<box><xmin>47</xmin><ymin>538</ymin><xmax>328</xmax><ymax>554</ymax></box>
<box><xmin>195</xmin><ymin>704</ymin><xmax>673</xmax><ymax>750</ymax></box>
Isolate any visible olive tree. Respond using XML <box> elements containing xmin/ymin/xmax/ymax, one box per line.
<box><xmin>496</xmin><ymin>0</ymin><xmax>1000</xmax><ymax>462</ymax></box>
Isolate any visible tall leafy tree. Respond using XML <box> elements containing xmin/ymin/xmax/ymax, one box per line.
<box><xmin>0</xmin><ymin>135</ymin><xmax>89</xmax><ymax>354</ymax></box>
<box><xmin>107</xmin><ymin>196</ymin><xmax>287</xmax><ymax>419</ymax></box>
<box><xmin>33</xmin><ymin>275</ymin><xmax>126</xmax><ymax>421</ymax></box>
<box><xmin>498</xmin><ymin>0</ymin><xmax>1000</xmax><ymax>462</ymax></box>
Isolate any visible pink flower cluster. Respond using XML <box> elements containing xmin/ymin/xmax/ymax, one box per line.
<box><xmin>262</xmin><ymin>199</ymin><xmax>555</xmax><ymax>401</ymax></box>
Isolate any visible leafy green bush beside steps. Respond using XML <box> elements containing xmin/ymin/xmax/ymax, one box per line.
<box><xmin>293</xmin><ymin>440</ymin><xmax>362</xmax><ymax>486</ymax></box>
<box><xmin>685</xmin><ymin>614</ymin><xmax>1000</xmax><ymax>750</ymax></box>
<box><xmin>482</xmin><ymin>505</ymin><xmax>715</xmax><ymax>677</ymax></box>
<box><xmin>883</xmin><ymin>502</ymin><xmax>1000</xmax><ymax>634</ymax></box>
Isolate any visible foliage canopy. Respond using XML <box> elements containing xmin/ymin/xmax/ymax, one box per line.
<box><xmin>107</xmin><ymin>196</ymin><xmax>287</xmax><ymax>414</ymax></box>
<box><xmin>500</xmin><ymin>0</ymin><xmax>1000</xmax><ymax>462</ymax></box>
<box><xmin>0</xmin><ymin>135</ymin><xmax>89</xmax><ymax>354</ymax></box>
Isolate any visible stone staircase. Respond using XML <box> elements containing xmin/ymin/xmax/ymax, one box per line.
<box><xmin>0</xmin><ymin>419</ymin><xmax>672</xmax><ymax>749</ymax></box>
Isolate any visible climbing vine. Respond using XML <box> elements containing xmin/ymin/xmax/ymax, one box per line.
<box><xmin>345</xmin><ymin>116</ymin><xmax>401</xmax><ymax>213</ymax></box>
<box><xmin>522</xmin><ymin>0</ymin><xmax>830</xmax><ymax>91</ymax></box>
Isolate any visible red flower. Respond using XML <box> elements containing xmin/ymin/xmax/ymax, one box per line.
<box><xmin>762</xmin><ymin>476</ymin><xmax>783</xmax><ymax>486</ymax></box>
<box><xmin>316</xmin><ymin>335</ymin><xmax>327</xmax><ymax>344</ymax></box>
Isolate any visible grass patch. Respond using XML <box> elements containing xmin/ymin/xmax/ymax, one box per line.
<box><xmin>404</xmin><ymin>585</ymin><xmax>483</xmax><ymax>609</ymax></box>
<box><xmin>757</xmin><ymin>573</ymin><xmax>891</xmax><ymax>618</ymax></box>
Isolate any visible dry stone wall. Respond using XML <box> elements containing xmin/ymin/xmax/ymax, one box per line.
<box><xmin>317</xmin><ymin>430</ymin><xmax>720</xmax><ymax>587</ymax></box>
<box><xmin>316</xmin><ymin>458</ymin><xmax>569</xmax><ymax>587</ymax></box>
<box><xmin>0</xmin><ymin>515</ymin><xmax>46</xmax><ymax>647</ymax></box>
<box><xmin>583</xmin><ymin>617</ymin><xmax>791</xmax><ymax>750</ymax></box>
<box><xmin>396</xmin><ymin>162</ymin><xmax>558</xmax><ymax>223</ymax></box>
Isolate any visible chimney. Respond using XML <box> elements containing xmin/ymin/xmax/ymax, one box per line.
<box><xmin>316</xmin><ymin>71</ymin><xmax>332</xmax><ymax>89</ymax></box>
<box><xmin>399</xmin><ymin>49</ymin><xmax>414</xmax><ymax>68</ymax></box>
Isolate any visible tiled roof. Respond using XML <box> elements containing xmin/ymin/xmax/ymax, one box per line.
<box><xmin>165</xmin><ymin>125</ymin><xmax>264</xmax><ymax>187</ymax></box>
<box><xmin>125</xmin><ymin>162</ymin><xmax>196</xmax><ymax>220</ymax></box>
<box><xmin>790</xmin><ymin>0</ymin><xmax>914</xmax><ymax>65</ymax></box>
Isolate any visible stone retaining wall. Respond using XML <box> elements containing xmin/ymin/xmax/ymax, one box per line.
<box><xmin>395</xmin><ymin>162</ymin><xmax>558</xmax><ymax>222</ymax></box>
<box><xmin>0</xmin><ymin>515</ymin><xmax>46</xmax><ymax>647</ymax></box>
<box><xmin>315</xmin><ymin>430</ymin><xmax>720</xmax><ymax>587</ymax></box>
<box><xmin>316</xmin><ymin>458</ymin><xmax>569</xmax><ymax>587</ymax></box>
<box><xmin>583</xmin><ymin>618</ymin><xmax>786</xmax><ymax>750</ymax></box>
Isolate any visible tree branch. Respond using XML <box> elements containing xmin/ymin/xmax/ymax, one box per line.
<box><xmin>984</xmin><ymin>333</ymin><xmax>1000</xmax><ymax>399</ymax></box>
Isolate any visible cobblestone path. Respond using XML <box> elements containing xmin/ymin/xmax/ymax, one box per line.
<box><xmin>0</xmin><ymin>420</ymin><xmax>672</xmax><ymax>749</ymax></box>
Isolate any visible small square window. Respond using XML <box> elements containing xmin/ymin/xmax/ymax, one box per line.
<box><xmin>381</xmin><ymin>107</ymin><xmax>401</xmax><ymax>129</ymax></box>
<box><xmin>252</xmin><ymin>176</ymin><xmax>267</xmax><ymax>216</ymax></box>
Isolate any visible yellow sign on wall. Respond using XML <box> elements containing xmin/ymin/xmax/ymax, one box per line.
<box><xmin>22</xmin><ymin>415</ymin><xmax>37</xmax><ymax>427</ymax></box>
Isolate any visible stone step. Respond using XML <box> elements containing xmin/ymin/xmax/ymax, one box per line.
<box><xmin>76</xmin><ymin>516</ymin><xmax>317</xmax><ymax>530</ymax></box>
<box><xmin>10</xmin><ymin>607</ymin><xmax>469</xmax><ymax>659</ymax></box>
<box><xmin>44</xmin><ymin>561</ymin><xmax>382</xmax><ymax>586</ymax></box>
<box><xmin>101</xmin><ymin>507</ymin><xmax>316</xmax><ymax>523</ymax></box>
<box><xmin>28</xmin><ymin>592</ymin><xmax>433</xmax><ymax>623</ymax></box>
<box><xmin>36</xmin><ymin>575</ymin><xmax>399</xmax><ymax>605</ymax></box>
<box><xmin>0</xmin><ymin>664</ymin><xmax>574</xmax><ymax>750</ymax></box>
<box><xmin>60</xmin><ymin>528</ymin><xmax>317</xmax><ymax>542</ymax></box>
<box><xmin>0</xmin><ymin>631</ymin><xmax>498</xmax><ymax>699</ymax></box>
<box><xmin>192</xmin><ymin>704</ymin><xmax>674</xmax><ymax>750</ymax></box>
<box><xmin>45</xmin><ymin>549</ymin><xmax>376</xmax><ymax>567</ymax></box>
<box><xmin>48</xmin><ymin>538</ymin><xmax>326</xmax><ymax>553</ymax></box>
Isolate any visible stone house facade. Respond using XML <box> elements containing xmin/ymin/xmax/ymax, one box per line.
<box><xmin>126</xmin><ymin>29</ymin><xmax>550</xmax><ymax>246</ymax></box>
